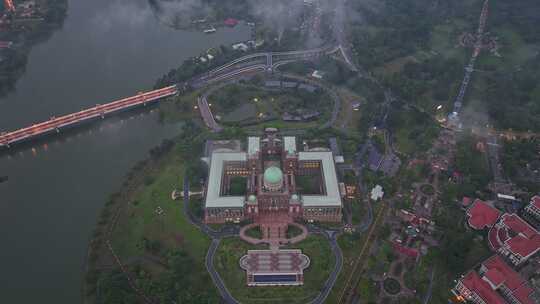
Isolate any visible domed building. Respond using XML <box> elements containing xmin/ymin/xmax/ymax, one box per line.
<box><xmin>203</xmin><ymin>128</ymin><xmax>342</xmax><ymax>225</ymax></box>
<box><xmin>263</xmin><ymin>166</ymin><xmax>283</xmax><ymax>191</ymax></box>
<box><xmin>202</xmin><ymin>129</ymin><xmax>343</xmax><ymax>287</ymax></box>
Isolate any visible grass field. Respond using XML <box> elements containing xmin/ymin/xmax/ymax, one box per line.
<box><xmin>109</xmin><ymin>149</ymin><xmax>211</xmax><ymax>268</ymax></box>
<box><xmin>214</xmin><ymin>235</ymin><xmax>335</xmax><ymax>304</ymax></box>
<box><xmin>326</xmin><ymin>202</ymin><xmax>387</xmax><ymax>304</ymax></box>
<box><xmin>351</xmin><ymin>200</ymin><xmax>367</xmax><ymax>226</ymax></box>
<box><xmin>158</xmin><ymin>91</ymin><xmax>200</xmax><ymax>123</ymax></box>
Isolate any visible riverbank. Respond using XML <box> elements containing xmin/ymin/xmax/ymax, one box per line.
<box><xmin>0</xmin><ymin>0</ymin><xmax>67</xmax><ymax>96</ymax></box>
<box><xmin>0</xmin><ymin>0</ymin><xmax>253</xmax><ymax>301</ymax></box>
<box><xmin>83</xmin><ymin>127</ymin><xmax>222</xmax><ymax>303</ymax></box>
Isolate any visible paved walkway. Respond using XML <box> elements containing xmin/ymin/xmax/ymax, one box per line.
<box><xmin>182</xmin><ymin>177</ymin><xmax>344</xmax><ymax>304</ymax></box>
<box><xmin>239</xmin><ymin>222</ymin><xmax>309</xmax><ymax>247</ymax></box>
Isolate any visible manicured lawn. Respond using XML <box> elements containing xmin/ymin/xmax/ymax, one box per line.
<box><xmin>214</xmin><ymin>235</ymin><xmax>335</xmax><ymax>304</ymax></box>
<box><xmin>286</xmin><ymin>224</ymin><xmax>304</xmax><ymax>238</ymax></box>
<box><xmin>296</xmin><ymin>175</ymin><xmax>322</xmax><ymax>195</ymax></box>
<box><xmin>351</xmin><ymin>200</ymin><xmax>367</xmax><ymax>225</ymax></box>
<box><xmin>158</xmin><ymin>91</ymin><xmax>199</xmax><ymax>123</ymax></box>
<box><xmin>110</xmin><ymin>152</ymin><xmax>211</xmax><ymax>263</ymax></box>
<box><xmin>245</xmin><ymin>226</ymin><xmax>263</xmax><ymax>239</ymax></box>
<box><xmin>229</xmin><ymin>176</ymin><xmax>248</xmax><ymax>196</ymax></box>
<box><xmin>222</xmin><ymin>103</ymin><xmax>257</xmax><ymax>122</ymax></box>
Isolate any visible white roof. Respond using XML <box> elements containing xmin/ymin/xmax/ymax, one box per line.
<box><xmin>248</xmin><ymin>137</ymin><xmax>260</xmax><ymax>157</ymax></box>
<box><xmin>205</xmin><ymin>152</ymin><xmax>246</xmax><ymax>208</ymax></box>
<box><xmin>497</xmin><ymin>193</ymin><xmax>516</xmax><ymax>201</ymax></box>
<box><xmin>283</xmin><ymin>136</ymin><xmax>297</xmax><ymax>155</ymax></box>
<box><xmin>371</xmin><ymin>185</ymin><xmax>384</xmax><ymax>201</ymax></box>
<box><xmin>298</xmin><ymin>152</ymin><xmax>342</xmax><ymax>207</ymax></box>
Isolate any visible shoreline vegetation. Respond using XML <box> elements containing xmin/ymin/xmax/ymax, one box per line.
<box><xmin>82</xmin><ymin>41</ymin><xmax>350</xmax><ymax>301</ymax></box>
<box><xmin>82</xmin><ymin>0</ymin><xmax>540</xmax><ymax>302</ymax></box>
<box><xmin>0</xmin><ymin>0</ymin><xmax>67</xmax><ymax>96</ymax></box>
<box><xmin>83</xmin><ymin>123</ymin><xmax>221</xmax><ymax>303</ymax></box>
<box><xmin>82</xmin><ymin>22</ymin><xmax>376</xmax><ymax>299</ymax></box>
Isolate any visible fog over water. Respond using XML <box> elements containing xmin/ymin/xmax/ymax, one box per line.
<box><xmin>0</xmin><ymin>0</ymin><xmax>249</xmax><ymax>302</ymax></box>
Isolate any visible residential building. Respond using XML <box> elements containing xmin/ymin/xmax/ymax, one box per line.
<box><xmin>467</xmin><ymin>199</ymin><xmax>501</xmax><ymax>230</ymax></box>
<box><xmin>454</xmin><ymin>255</ymin><xmax>536</xmax><ymax>304</ymax></box>
<box><xmin>488</xmin><ymin>213</ymin><xmax>540</xmax><ymax>266</ymax></box>
<box><xmin>523</xmin><ymin>196</ymin><xmax>540</xmax><ymax>229</ymax></box>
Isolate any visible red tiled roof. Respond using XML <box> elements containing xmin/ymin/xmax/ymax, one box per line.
<box><xmin>483</xmin><ymin>255</ymin><xmax>525</xmax><ymax>291</ymax></box>
<box><xmin>0</xmin><ymin>41</ymin><xmax>12</xmax><ymax>48</ymax></box>
<box><xmin>499</xmin><ymin>214</ymin><xmax>540</xmax><ymax>258</ymax></box>
<box><xmin>467</xmin><ymin>200</ymin><xmax>501</xmax><ymax>230</ymax></box>
<box><xmin>392</xmin><ymin>242</ymin><xmax>419</xmax><ymax>258</ymax></box>
<box><xmin>459</xmin><ymin>256</ymin><xmax>535</xmax><ymax>304</ymax></box>
<box><xmin>513</xmin><ymin>283</ymin><xmax>535</xmax><ymax>304</ymax></box>
<box><xmin>460</xmin><ymin>271</ymin><xmax>506</xmax><ymax>304</ymax></box>
<box><xmin>506</xmin><ymin>234</ymin><xmax>540</xmax><ymax>258</ymax></box>
<box><xmin>501</xmin><ymin>214</ymin><xmax>537</xmax><ymax>238</ymax></box>
<box><xmin>483</xmin><ymin>268</ymin><xmax>505</xmax><ymax>287</ymax></box>
<box><xmin>224</xmin><ymin>18</ymin><xmax>239</xmax><ymax>26</ymax></box>
<box><xmin>482</xmin><ymin>255</ymin><xmax>535</xmax><ymax>304</ymax></box>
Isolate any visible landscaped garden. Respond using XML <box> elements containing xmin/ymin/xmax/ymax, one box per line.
<box><xmin>296</xmin><ymin>175</ymin><xmax>323</xmax><ymax>195</ymax></box>
<box><xmin>214</xmin><ymin>235</ymin><xmax>335</xmax><ymax>304</ymax></box>
<box><xmin>383</xmin><ymin>278</ymin><xmax>401</xmax><ymax>295</ymax></box>
<box><xmin>245</xmin><ymin>225</ymin><xmax>263</xmax><ymax>239</ymax></box>
<box><xmin>420</xmin><ymin>184</ymin><xmax>435</xmax><ymax>196</ymax></box>
<box><xmin>207</xmin><ymin>81</ymin><xmax>332</xmax><ymax>127</ymax></box>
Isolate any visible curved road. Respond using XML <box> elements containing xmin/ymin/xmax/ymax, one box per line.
<box><xmin>184</xmin><ymin>177</ymin><xmax>344</xmax><ymax>304</ymax></box>
<box><xmin>308</xmin><ymin>229</ymin><xmax>344</xmax><ymax>304</ymax></box>
<box><xmin>206</xmin><ymin>238</ymin><xmax>240</xmax><ymax>304</ymax></box>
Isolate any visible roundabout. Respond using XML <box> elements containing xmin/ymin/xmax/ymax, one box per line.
<box><xmin>383</xmin><ymin>278</ymin><xmax>402</xmax><ymax>296</ymax></box>
<box><xmin>419</xmin><ymin>184</ymin><xmax>435</xmax><ymax>196</ymax></box>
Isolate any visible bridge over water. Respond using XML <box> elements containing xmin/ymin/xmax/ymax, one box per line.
<box><xmin>0</xmin><ymin>45</ymin><xmax>342</xmax><ymax>149</ymax></box>
<box><xmin>0</xmin><ymin>86</ymin><xmax>178</xmax><ymax>148</ymax></box>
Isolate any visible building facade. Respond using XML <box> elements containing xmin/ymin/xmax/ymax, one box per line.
<box><xmin>453</xmin><ymin>255</ymin><xmax>536</xmax><ymax>304</ymax></box>
<box><xmin>203</xmin><ymin>128</ymin><xmax>343</xmax><ymax>225</ymax></box>
<box><xmin>523</xmin><ymin>196</ymin><xmax>540</xmax><ymax>229</ymax></box>
<box><xmin>240</xmin><ymin>249</ymin><xmax>310</xmax><ymax>286</ymax></box>
<box><xmin>488</xmin><ymin>213</ymin><xmax>540</xmax><ymax>266</ymax></box>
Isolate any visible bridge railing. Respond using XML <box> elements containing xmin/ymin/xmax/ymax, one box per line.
<box><xmin>0</xmin><ymin>86</ymin><xmax>178</xmax><ymax>146</ymax></box>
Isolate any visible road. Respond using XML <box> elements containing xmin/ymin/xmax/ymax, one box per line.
<box><xmin>450</xmin><ymin>0</ymin><xmax>490</xmax><ymax>124</ymax></box>
<box><xmin>308</xmin><ymin>230</ymin><xmax>344</xmax><ymax>304</ymax></box>
<box><xmin>486</xmin><ymin>134</ymin><xmax>506</xmax><ymax>183</ymax></box>
<box><xmin>198</xmin><ymin>96</ymin><xmax>223</xmax><ymax>132</ymax></box>
<box><xmin>206</xmin><ymin>238</ymin><xmax>239</xmax><ymax>304</ymax></box>
<box><xmin>333</xmin><ymin>0</ymin><xmax>358</xmax><ymax>72</ymax></box>
<box><xmin>183</xmin><ymin>175</ymin><xmax>345</xmax><ymax>303</ymax></box>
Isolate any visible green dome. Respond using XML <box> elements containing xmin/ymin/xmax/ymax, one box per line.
<box><xmin>248</xmin><ymin>195</ymin><xmax>257</xmax><ymax>202</ymax></box>
<box><xmin>263</xmin><ymin>166</ymin><xmax>283</xmax><ymax>184</ymax></box>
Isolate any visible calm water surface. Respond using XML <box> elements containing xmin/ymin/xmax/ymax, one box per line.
<box><xmin>0</xmin><ymin>0</ymin><xmax>249</xmax><ymax>302</ymax></box>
